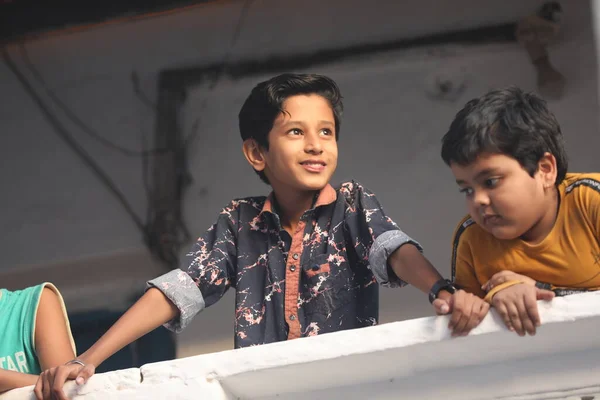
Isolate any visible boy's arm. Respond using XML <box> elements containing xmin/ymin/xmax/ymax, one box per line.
<box><xmin>388</xmin><ymin>243</ymin><xmax>489</xmax><ymax>336</ymax></box>
<box><xmin>342</xmin><ymin>182</ymin><xmax>488</xmax><ymax>334</ymax></box>
<box><xmin>34</xmin><ymin>288</ymin><xmax>178</xmax><ymax>400</ymax></box>
<box><xmin>35</xmin><ymin>287</ymin><xmax>76</xmax><ymax>370</ymax></box>
<box><xmin>0</xmin><ymin>370</ymin><xmax>39</xmax><ymax>394</ymax></box>
<box><xmin>34</xmin><ymin>203</ymin><xmax>239</xmax><ymax>400</ymax></box>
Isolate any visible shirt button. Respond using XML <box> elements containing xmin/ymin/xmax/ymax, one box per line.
<box><xmin>289</xmin><ymin>314</ymin><xmax>296</xmax><ymax>321</ymax></box>
<box><xmin>290</xmin><ymin>265</ymin><xmax>296</xmax><ymax>272</ymax></box>
<box><xmin>292</xmin><ymin>253</ymin><xmax>299</xmax><ymax>260</ymax></box>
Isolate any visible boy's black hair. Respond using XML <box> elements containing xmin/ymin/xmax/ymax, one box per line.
<box><xmin>239</xmin><ymin>73</ymin><xmax>343</xmax><ymax>184</ymax></box>
<box><xmin>441</xmin><ymin>86</ymin><xmax>568</xmax><ymax>185</ymax></box>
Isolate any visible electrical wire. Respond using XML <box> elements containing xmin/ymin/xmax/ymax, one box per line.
<box><xmin>2</xmin><ymin>47</ymin><xmax>147</xmax><ymax>235</ymax></box>
<box><xmin>3</xmin><ymin>0</ymin><xmax>253</xmax><ymax>266</ymax></box>
<box><xmin>18</xmin><ymin>43</ymin><xmax>166</xmax><ymax>157</ymax></box>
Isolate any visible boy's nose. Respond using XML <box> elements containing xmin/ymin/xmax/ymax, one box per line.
<box><xmin>304</xmin><ymin>133</ymin><xmax>323</xmax><ymax>154</ymax></box>
<box><xmin>473</xmin><ymin>190</ymin><xmax>491</xmax><ymax>207</ymax></box>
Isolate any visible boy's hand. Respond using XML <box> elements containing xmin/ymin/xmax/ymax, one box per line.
<box><xmin>34</xmin><ymin>362</ymin><xmax>96</xmax><ymax>400</ymax></box>
<box><xmin>482</xmin><ymin>270</ymin><xmax>536</xmax><ymax>292</ymax></box>
<box><xmin>433</xmin><ymin>290</ymin><xmax>490</xmax><ymax>337</ymax></box>
<box><xmin>491</xmin><ymin>283</ymin><xmax>555</xmax><ymax>336</ymax></box>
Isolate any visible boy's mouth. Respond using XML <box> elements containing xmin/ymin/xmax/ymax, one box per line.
<box><xmin>300</xmin><ymin>160</ymin><xmax>326</xmax><ymax>173</ymax></box>
<box><xmin>482</xmin><ymin>214</ymin><xmax>502</xmax><ymax>225</ymax></box>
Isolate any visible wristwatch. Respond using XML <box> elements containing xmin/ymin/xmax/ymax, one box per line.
<box><xmin>428</xmin><ymin>278</ymin><xmax>457</xmax><ymax>304</ymax></box>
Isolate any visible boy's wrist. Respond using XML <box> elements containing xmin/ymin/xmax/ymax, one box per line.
<box><xmin>428</xmin><ymin>278</ymin><xmax>456</xmax><ymax>304</ymax></box>
<box><xmin>436</xmin><ymin>289</ymin><xmax>453</xmax><ymax>302</ymax></box>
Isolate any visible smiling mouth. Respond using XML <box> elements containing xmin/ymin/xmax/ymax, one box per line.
<box><xmin>300</xmin><ymin>160</ymin><xmax>326</xmax><ymax>172</ymax></box>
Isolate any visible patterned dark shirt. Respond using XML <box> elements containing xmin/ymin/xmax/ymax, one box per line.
<box><xmin>148</xmin><ymin>181</ymin><xmax>420</xmax><ymax>348</ymax></box>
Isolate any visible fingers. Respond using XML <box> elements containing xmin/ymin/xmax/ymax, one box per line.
<box><xmin>33</xmin><ymin>373</ymin><xmax>44</xmax><ymax>400</ymax></box>
<box><xmin>33</xmin><ymin>363</ymin><xmax>94</xmax><ymax>400</ymax></box>
<box><xmin>461</xmin><ymin>301</ymin><xmax>479</xmax><ymax>336</ymax></box>
<box><xmin>450</xmin><ymin>302</ymin><xmax>471</xmax><ymax>337</ymax></box>
<box><xmin>525</xmin><ymin>290</ymin><xmax>542</xmax><ymax>329</ymax></box>
<box><xmin>447</xmin><ymin>291</ymin><xmax>488</xmax><ymax>337</ymax></box>
<box><xmin>43</xmin><ymin>370</ymin><xmax>53</xmax><ymax>400</ymax></box>
<box><xmin>447</xmin><ymin>291</ymin><xmax>464</xmax><ymax>333</ymax></box>
<box><xmin>516</xmin><ymin>296</ymin><xmax>536</xmax><ymax>336</ymax></box>
<box><xmin>482</xmin><ymin>270</ymin><xmax>514</xmax><ymax>291</ymax></box>
<box><xmin>51</xmin><ymin>365</ymin><xmax>82</xmax><ymax>400</ymax></box>
<box><xmin>76</xmin><ymin>364</ymin><xmax>96</xmax><ymax>386</ymax></box>
<box><xmin>465</xmin><ymin>300</ymin><xmax>490</xmax><ymax>333</ymax></box>
<box><xmin>493</xmin><ymin>285</ymin><xmax>547</xmax><ymax>336</ymax></box>
<box><xmin>536</xmin><ymin>288</ymin><xmax>556</xmax><ymax>301</ymax></box>
<box><xmin>432</xmin><ymin>298</ymin><xmax>450</xmax><ymax>315</ymax></box>
<box><xmin>505</xmin><ymin>301</ymin><xmax>525</xmax><ymax>336</ymax></box>
<box><xmin>493</xmin><ymin>300</ymin><xmax>514</xmax><ymax>332</ymax></box>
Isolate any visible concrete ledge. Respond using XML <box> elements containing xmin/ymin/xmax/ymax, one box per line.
<box><xmin>3</xmin><ymin>292</ymin><xmax>600</xmax><ymax>400</ymax></box>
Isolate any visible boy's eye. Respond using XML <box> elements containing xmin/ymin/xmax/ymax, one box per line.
<box><xmin>320</xmin><ymin>128</ymin><xmax>333</xmax><ymax>136</ymax></box>
<box><xmin>484</xmin><ymin>178</ymin><xmax>500</xmax><ymax>188</ymax></box>
<box><xmin>288</xmin><ymin>128</ymin><xmax>302</xmax><ymax>136</ymax></box>
<box><xmin>459</xmin><ymin>187</ymin><xmax>473</xmax><ymax>196</ymax></box>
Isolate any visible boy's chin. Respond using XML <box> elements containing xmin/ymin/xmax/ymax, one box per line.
<box><xmin>300</xmin><ymin>182</ymin><xmax>329</xmax><ymax>191</ymax></box>
<box><xmin>296</xmin><ymin>177</ymin><xmax>332</xmax><ymax>191</ymax></box>
<box><xmin>481</xmin><ymin>225</ymin><xmax>520</xmax><ymax>241</ymax></box>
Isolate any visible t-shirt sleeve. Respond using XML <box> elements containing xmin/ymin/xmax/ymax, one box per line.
<box><xmin>340</xmin><ymin>181</ymin><xmax>422</xmax><ymax>288</ymax></box>
<box><xmin>147</xmin><ymin>201</ymin><xmax>238</xmax><ymax>332</ymax></box>
<box><xmin>577</xmin><ymin>177</ymin><xmax>600</xmax><ymax>240</ymax></box>
<box><xmin>451</xmin><ymin>217</ymin><xmax>485</xmax><ymax>298</ymax></box>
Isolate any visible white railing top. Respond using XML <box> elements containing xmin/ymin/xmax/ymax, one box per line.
<box><xmin>4</xmin><ymin>292</ymin><xmax>600</xmax><ymax>400</ymax></box>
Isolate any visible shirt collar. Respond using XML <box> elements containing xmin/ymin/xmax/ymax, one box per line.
<box><xmin>260</xmin><ymin>184</ymin><xmax>337</xmax><ymax>217</ymax></box>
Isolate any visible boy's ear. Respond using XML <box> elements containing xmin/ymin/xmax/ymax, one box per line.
<box><xmin>242</xmin><ymin>139</ymin><xmax>266</xmax><ymax>172</ymax></box>
<box><xmin>538</xmin><ymin>152</ymin><xmax>558</xmax><ymax>188</ymax></box>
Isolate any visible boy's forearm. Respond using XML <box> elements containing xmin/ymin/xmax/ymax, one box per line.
<box><xmin>0</xmin><ymin>370</ymin><xmax>38</xmax><ymax>393</ymax></box>
<box><xmin>388</xmin><ymin>244</ymin><xmax>444</xmax><ymax>294</ymax></box>
<box><xmin>79</xmin><ymin>288</ymin><xmax>179</xmax><ymax>367</ymax></box>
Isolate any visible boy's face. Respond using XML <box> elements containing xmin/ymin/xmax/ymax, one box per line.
<box><xmin>450</xmin><ymin>152</ymin><xmax>556</xmax><ymax>241</ymax></box>
<box><xmin>250</xmin><ymin>94</ymin><xmax>338</xmax><ymax>193</ymax></box>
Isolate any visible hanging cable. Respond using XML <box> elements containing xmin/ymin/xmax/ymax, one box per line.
<box><xmin>2</xmin><ymin>47</ymin><xmax>147</xmax><ymax>235</ymax></box>
<box><xmin>18</xmin><ymin>43</ymin><xmax>166</xmax><ymax>157</ymax></box>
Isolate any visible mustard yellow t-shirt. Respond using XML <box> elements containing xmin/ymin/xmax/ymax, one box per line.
<box><xmin>451</xmin><ymin>173</ymin><xmax>600</xmax><ymax>298</ymax></box>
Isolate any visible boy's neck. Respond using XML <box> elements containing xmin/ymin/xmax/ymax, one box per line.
<box><xmin>272</xmin><ymin>188</ymin><xmax>318</xmax><ymax>235</ymax></box>
<box><xmin>520</xmin><ymin>186</ymin><xmax>560</xmax><ymax>244</ymax></box>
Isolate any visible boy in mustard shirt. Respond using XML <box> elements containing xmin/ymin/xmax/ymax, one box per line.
<box><xmin>441</xmin><ymin>86</ymin><xmax>600</xmax><ymax>337</ymax></box>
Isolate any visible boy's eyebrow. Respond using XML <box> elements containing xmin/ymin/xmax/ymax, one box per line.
<box><xmin>474</xmin><ymin>168</ymin><xmax>499</xmax><ymax>181</ymax></box>
<box><xmin>279</xmin><ymin>120</ymin><xmax>335</xmax><ymax>127</ymax></box>
<box><xmin>279</xmin><ymin>120</ymin><xmax>307</xmax><ymax>128</ymax></box>
<box><xmin>456</xmin><ymin>168</ymin><xmax>499</xmax><ymax>185</ymax></box>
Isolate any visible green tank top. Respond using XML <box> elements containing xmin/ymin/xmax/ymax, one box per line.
<box><xmin>0</xmin><ymin>283</ymin><xmax>48</xmax><ymax>374</ymax></box>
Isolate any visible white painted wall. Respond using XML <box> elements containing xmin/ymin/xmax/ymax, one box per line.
<box><xmin>4</xmin><ymin>292</ymin><xmax>600</xmax><ymax>400</ymax></box>
<box><xmin>0</xmin><ymin>0</ymin><xmax>598</xmax><ymax>357</ymax></box>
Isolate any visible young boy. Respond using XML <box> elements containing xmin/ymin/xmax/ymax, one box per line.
<box><xmin>0</xmin><ymin>283</ymin><xmax>76</xmax><ymax>394</ymax></box>
<box><xmin>36</xmin><ymin>73</ymin><xmax>487</xmax><ymax>400</ymax></box>
<box><xmin>441</xmin><ymin>86</ymin><xmax>600</xmax><ymax>337</ymax></box>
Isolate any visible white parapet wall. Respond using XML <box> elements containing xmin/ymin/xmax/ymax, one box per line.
<box><xmin>3</xmin><ymin>292</ymin><xmax>600</xmax><ymax>400</ymax></box>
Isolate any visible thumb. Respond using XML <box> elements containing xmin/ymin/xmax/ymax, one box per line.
<box><xmin>535</xmin><ymin>288</ymin><xmax>555</xmax><ymax>301</ymax></box>
<box><xmin>432</xmin><ymin>298</ymin><xmax>450</xmax><ymax>315</ymax></box>
<box><xmin>75</xmin><ymin>364</ymin><xmax>96</xmax><ymax>385</ymax></box>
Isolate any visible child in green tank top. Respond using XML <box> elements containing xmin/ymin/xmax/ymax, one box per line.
<box><xmin>0</xmin><ymin>283</ymin><xmax>76</xmax><ymax>393</ymax></box>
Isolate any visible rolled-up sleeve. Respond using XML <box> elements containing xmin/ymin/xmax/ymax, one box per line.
<box><xmin>342</xmin><ymin>181</ymin><xmax>423</xmax><ymax>288</ymax></box>
<box><xmin>369</xmin><ymin>230</ymin><xmax>422</xmax><ymax>288</ymax></box>
<box><xmin>146</xmin><ymin>201</ymin><xmax>239</xmax><ymax>333</ymax></box>
<box><xmin>147</xmin><ymin>269</ymin><xmax>206</xmax><ymax>333</ymax></box>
